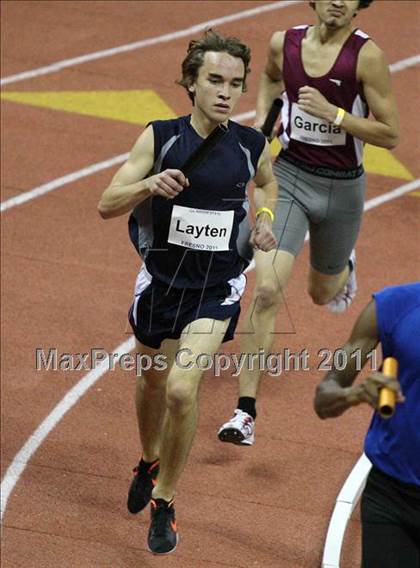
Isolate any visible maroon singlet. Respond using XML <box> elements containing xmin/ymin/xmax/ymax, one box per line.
<box><xmin>279</xmin><ymin>25</ymin><xmax>370</xmax><ymax>171</ymax></box>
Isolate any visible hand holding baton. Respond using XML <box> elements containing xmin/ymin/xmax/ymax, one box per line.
<box><xmin>379</xmin><ymin>357</ymin><xmax>398</xmax><ymax>418</ymax></box>
<box><xmin>261</xmin><ymin>98</ymin><xmax>283</xmax><ymax>138</ymax></box>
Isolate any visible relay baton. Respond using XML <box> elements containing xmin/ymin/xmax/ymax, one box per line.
<box><xmin>180</xmin><ymin>123</ymin><xmax>229</xmax><ymax>177</ymax></box>
<box><xmin>261</xmin><ymin>98</ymin><xmax>283</xmax><ymax>138</ymax></box>
<box><xmin>378</xmin><ymin>357</ymin><xmax>398</xmax><ymax>418</ymax></box>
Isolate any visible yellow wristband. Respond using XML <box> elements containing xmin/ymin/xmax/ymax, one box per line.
<box><xmin>256</xmin><ymin>207</ymin><xmax>274</xmax><ymax>222</ymax></box>
<box><xmin>333</xmin><ymin>107</ymin><xmax>346</xmax><ymax>126</ymax></box>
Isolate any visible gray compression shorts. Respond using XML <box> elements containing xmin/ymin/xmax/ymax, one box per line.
<box><xmin>272</xmin><ymin>156</ymin><xmax>366</xmax><ymax>275</ymax></box>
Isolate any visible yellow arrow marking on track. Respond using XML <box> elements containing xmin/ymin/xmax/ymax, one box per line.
<box><xmin>1</xmin><ymin>90</ymin><xmax>175</xmax><ymax>124</ymax></box>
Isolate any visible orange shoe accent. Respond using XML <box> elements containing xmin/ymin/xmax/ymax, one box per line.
<box><xmin>170</xmin><ymin>520</ymin><xmax>177</xmax><ymax>531</ymax></box>
<box><xmin>148</xmin><ymin>461</ymin><xmax>159</xmax><ymax>474</ymax></box>
<box><xmin>140</xmin><ymin>455</ymin><xmax>159</xmax><ymax>468</ymax></box>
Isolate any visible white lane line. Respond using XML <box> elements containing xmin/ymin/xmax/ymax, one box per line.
<box><xmin>322</xmin><ymin>454</ymin><xmax>372</xmax><ymax>568</ymax></box>
<box><xmin>364</xmin><ymin>178</ymin><xmax>420</xmax><ymax>211</ymax></box>
<box><xmin>1</xmin><ymin>178</ymin><xmax>418</xmax><ymax>522</ymax></box>
<box><xmin>0</xmin><ymin>337</ymin><xmax>135</xmax><ymax>522</ymax></box>
<box><xmin>0</xmin><ymin>1</ymin><xmax>302</xmax><ymax>86</ymax></box>
<box><xmin>1</xmin><ymin>53</ymin><xmax>419</xmax><ymax>213</ymax></box>
<box><xmin>0</xmin><ymin>153</ymin><xmax>128</xmax><ymax>213</ymax></box>
<box><xmin>389</xmin><ymin>54</ymin><xmax>420</xmax><ymax>73</ymax></box>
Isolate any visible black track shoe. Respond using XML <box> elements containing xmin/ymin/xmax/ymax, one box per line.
<box><xmin>147</xmin><ymin>498</ymin><xmax>178</xmax><ymax>555</ymax></box>
<box><xmin>127</xmin><ymin>458</ymin><xmax>159</xmax><ymax>514</ymax></box>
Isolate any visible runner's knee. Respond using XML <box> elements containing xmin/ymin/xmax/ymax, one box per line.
<box><xmin>166</xmin><ymin>377</ymin><xmax>199</xmax><ymax>412</ymax></box>
<box><xmin>308</xmin><ymin>284</ymin><xmax>332</xmax><ymax>305</ymax></box>
<box><xmin>254</xmin><ymin>282</ymin><xmax>283</xmax><ymax>311</ymax></box>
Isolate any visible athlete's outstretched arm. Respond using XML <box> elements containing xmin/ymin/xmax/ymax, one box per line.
<box><xmin>314</xmin><ymin>300</ymin><xmax>403</xmax><ymax>419</ymax></box>
<box><xmin>98</xmin><ymin>126</ymin><xmax>188</xmax><ymax>219</ymax></box>
<box><xmin>254</xmin><ymin>31</ymin><xmax>285</xmax><ymax>130</ymax></box>
<box><xmin>250</xmin><ymin>141</ymin><xmax>278</xmax><ymax>252</ymax></box>
<box><xmin>297</xmin><ymin>41</ymin><xmax>399</xmax><ymax>150</ymax></box>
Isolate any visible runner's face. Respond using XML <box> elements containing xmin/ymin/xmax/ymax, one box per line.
<box><xmin>190</xmin><ymin>51</ymin><xmax>245</xmax><ymax>123</ymax></box>
<box><xmin>312</xmin><ymin>1</ymin><xmax>360</xmax><ymax>28</ymax></box>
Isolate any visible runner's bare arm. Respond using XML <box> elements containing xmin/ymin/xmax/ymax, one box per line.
<box><xmin>98</xmin><ymin>126</ymin><xmax>188</xmax><ymax>218</ymax></box>
<box><xmin>255</xmin><ymin>32</ymin><xmax>285</xmax><ymax>129</ymax></box>
<box><xmin>314</xmin><ymin>300</ymin><xmax>403</xmax><ymax>419</ymax></box>
<box><xmin>298</xmin><ymin>42</ymin><xmax>399</xmax><ymax>149</ymax></box>
<box><xmin>354</xmin><ymin>42</ymin><xmax>400</xmax><ymax>148</ymax></box>
<box><xmin>250</xmin><ymin>141</ymin><xmax>278</xmax><ymax>252</ymax></box>
<box><xmin>339</xmin><ymin>41</ymin><xmax>400</xmax><ymax>148</ymax></box>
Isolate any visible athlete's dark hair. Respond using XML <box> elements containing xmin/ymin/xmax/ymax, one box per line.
<box><xmin>358</xmin><ymin>0</ymin><xmax>374</xmax><ymax>9</ymax></box>
<box><xmin>310</xmin><ymin>1</ymin><xmax>374</xmax><ymax>11</ymax></box>
<box><xmin>177</xmin><ymin>29</ymin><xmax>251</xmax><ymax>103</ymax></box>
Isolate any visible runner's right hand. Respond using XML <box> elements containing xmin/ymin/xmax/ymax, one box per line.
<box><xmin>147</xmin><ymin>169</ymin><xmax>189</xmax><ymax>199</ymax></box>
<box><xmin>354</xmin><ymin>372</ymin><xmax>405</xmax><ymax>409</ymax></box>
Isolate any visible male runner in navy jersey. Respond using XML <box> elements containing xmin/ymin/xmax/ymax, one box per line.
<box><xmin>314</xmin><ymin>282</ymin><xmax>420</xmax><ymax>567</ymax></box>
<box><xmin>98</xmin><ymin>31</ymin><xmax>277</xmax><ymax>554</ymax></box>
<box><xmin>219</xmin><ymin>0</ymin><xmax>400</xmax><ymax>446</ymax></box>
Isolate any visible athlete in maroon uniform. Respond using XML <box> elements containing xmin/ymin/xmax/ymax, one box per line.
<box><xmin>280</xmin><ymin>24</ymin><xmax>370</xmax><ymax>170</ymax></box>
<box><xmin>219</xmin><ymin>0</ymin><xmax>400</xmax><ymax>446</ymax></box>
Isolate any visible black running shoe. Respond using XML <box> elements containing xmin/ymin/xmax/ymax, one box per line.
<box><xmin>127</xmin><ymin>458</ymin><xmax>159</xmax><ymax>514</ymax></box>
<box><xmin>147</xmin><ymin>498</ymin><xmax>178</xmax><ymax>555</ymax></box>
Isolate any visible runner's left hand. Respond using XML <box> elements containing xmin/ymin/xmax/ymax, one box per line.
<box><xmin>298</xmin><ymin>86</ymin><xmax>337</xmax><ymax>123</ymax></box>
<box><xmin>250</xmin><ymin>220</ymin><xmax>277</xmax><ymax>252</ymax></box>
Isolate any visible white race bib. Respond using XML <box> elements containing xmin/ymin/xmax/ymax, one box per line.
<box><xmin>290</xmin><ymin>103</ymin><xmax>346</xmax><ymax>146</ymax></box>
<box><xmin>168</xmin><ymin>205</ymin><xmax>234</xmax><ymax>252</ymax></box>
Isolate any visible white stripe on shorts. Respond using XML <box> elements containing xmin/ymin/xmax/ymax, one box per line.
<box><xmin>133</xmin><ymin>266</ymin><xmax>153</xmax><ymax>326</ymax></box>
<box><xmin>134</xmin><ymin>265</ymin><xmax>153</xmax><ymax>295</ymax></box>
<box><xmin>221</xmin><ymin>273</ymin><xmax>247</xmax><ymax>306</ymax></box>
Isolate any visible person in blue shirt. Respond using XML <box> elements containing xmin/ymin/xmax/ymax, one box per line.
<box><xmin>314</xmin><ymin>282</ymin><xmax>420</xmax><ymax>567</ymax></box>
<box><xmin>98</xmin><ymin>30</ymin><xmax>278</xmax><ymax>555</ymax></box>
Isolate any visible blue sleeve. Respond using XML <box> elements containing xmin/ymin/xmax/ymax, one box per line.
<box><xmin>233</xmin><ymin>123</ymin><xmax>266</xmax><ymax>172</ymax></box>
<box><xmin>373</xmin><ymin>283</ymin><xmax>420</xmax><ymax>359</ymax></box>
<box><xmin>373</xmin><ymin>287</ymin><xmax>397</xmax><ymax>358</ymax></box>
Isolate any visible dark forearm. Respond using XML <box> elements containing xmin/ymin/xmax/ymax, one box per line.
<box><xmin>314</xmin><ymin>373</ymin><xmax>363</xmax><ymax>419</ymax></box>
<box><xmin>314</xmin><ymin>300</ymin><xmax>380</xmax><ymax>419</ymax></box>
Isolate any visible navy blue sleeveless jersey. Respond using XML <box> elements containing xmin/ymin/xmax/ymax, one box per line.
<box><xmin>364</xmin><ymin>282</ymin><xmax>420</xmax><ymax>486</ymax></box>
<box><xmin>129</xmin><ymin>115</ymin><xmax>266</xmax><ymax>289</ymax></box>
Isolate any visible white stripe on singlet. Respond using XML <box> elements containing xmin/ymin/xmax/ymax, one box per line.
<box><xmin>352</xmin><ymin>94</ymin><xmax>369</xmax><ymax>165</ymax></box>
<box><xmin>280</xmin><ymin>92</ymin><xmax>291</xmax><ymax>150</ymax></box>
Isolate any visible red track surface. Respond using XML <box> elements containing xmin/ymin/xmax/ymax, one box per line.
<box><xmin>1</xmin><ymin>2</ymin><xmax>419</xmax><ymax>566</ymax></box>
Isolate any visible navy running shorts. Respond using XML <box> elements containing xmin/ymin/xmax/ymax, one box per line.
<box><xmin>128</xmin><ymin>266</ymin><xmax>246</xmax><ymax>349</ymax></box>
